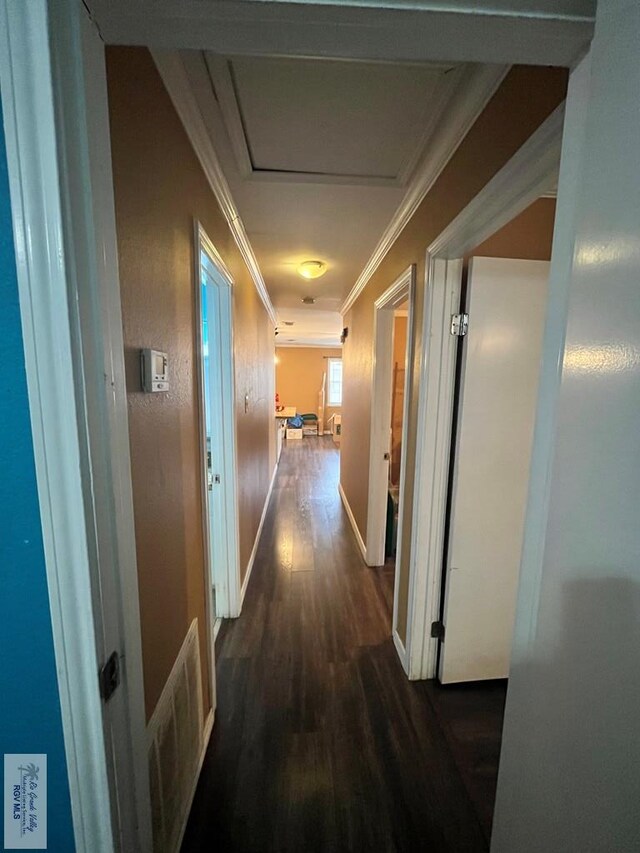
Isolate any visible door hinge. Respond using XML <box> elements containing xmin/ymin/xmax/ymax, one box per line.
<box><xmin>431</xmin><ymin>620</ymin><xmax>445</xmax><ymax>640</ymax></box>
<box><xmin>450</xmin><ymin>313</ymin><xmax>469</xmax><ymax>337</ymax></box>
<box><xmin>99</xmin><ymin>650</ymin><xmax>121</xmax><ymax>702</ymax></box>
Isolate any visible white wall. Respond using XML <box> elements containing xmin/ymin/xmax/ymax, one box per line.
<box><xmin>492</xmin><ymin>2</ymin><xmax>640</xmax><ymax>850</ymax></box>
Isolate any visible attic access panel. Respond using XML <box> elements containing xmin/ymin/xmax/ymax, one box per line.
<box><xmin>207</xmin><ymin>53</ymin><xmax>460</xmax><ymax>184</ymax></box>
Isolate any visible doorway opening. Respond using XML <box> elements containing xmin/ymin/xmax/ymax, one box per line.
<box><xmin>195</xmin><ymin>223</ymin><xmax>241</xmax><ymax>635</ymax></box>
<box><xmin>366</xmin><ymin>266</ymin><xmax>415</xmax><ymax>646</ymax></box>
<box><xmin>420</xmin><ymin>193</ymin><xmax>558</xmax><ymax>838</ymax></box>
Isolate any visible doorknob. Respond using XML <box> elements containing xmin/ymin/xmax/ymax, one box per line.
<box><xmin>383</xmin><ymin>452</ymin><xmax>390</xmax><ymax>461</ymax></box>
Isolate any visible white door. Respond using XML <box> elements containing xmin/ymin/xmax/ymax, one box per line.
<box><xmin>439</xmin><ymin>256</ymin><xmax>549</xmax><ymax>683</ymax></box>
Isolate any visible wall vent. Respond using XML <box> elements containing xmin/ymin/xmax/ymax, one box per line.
<box><xmin>147</xmin><ymin>618</ymin><xmax>204</xmax><ymax>852</ymax></box>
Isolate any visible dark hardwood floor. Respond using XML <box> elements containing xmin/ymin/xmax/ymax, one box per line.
<box><xmin>182</xmin><ymin>436</ymin><xmax>506</xmax><ymax>853</ymax></box>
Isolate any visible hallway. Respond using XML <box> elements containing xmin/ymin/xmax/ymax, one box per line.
<box><xmin>182</xmin><ymin>437</ymin><xmax>505</xmax><ymax>852</ymax></box>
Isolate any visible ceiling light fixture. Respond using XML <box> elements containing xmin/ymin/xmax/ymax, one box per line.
<box><xmin>297</xmin><ymin>260</ymin><xmax>327</xmax><ymax>280</ymax></box>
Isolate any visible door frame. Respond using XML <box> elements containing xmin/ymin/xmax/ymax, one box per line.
<box><xmin>0</xmin><ymin>0</ymin><xmax>589</xmax><ymax>847</ymax></box>
<box><xmin>366</xmin><ymin>265</ymin><xmax>415</xmax><ymax>569</ymax></box>
<box><xmin>403</xmin><ymin>101</ymin><xmax>566</xmax><ymax>680</ymax></box>
<box><xmin>0</xmin><ymin>1</ymin><xmax>152</xmax><ymax>850</ymax></box>
<box><xmin>194</xmin><ymin>222</ymin><xmax>242</xmax><ymax>638</ymax></box>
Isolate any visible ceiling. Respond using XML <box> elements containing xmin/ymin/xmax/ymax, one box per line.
<box><xmin>89</xmin><ymin>0</ymin><xmax>593</xmax><ymax>346</ymax></box>
<box><xmin>179</xmin><ymin>51</ymin><xmax>479</xmax><ymax>343</ymax></box>
<box><xmin>274</xmin><ymin>309</ymin><xmax>344</xmax><ymax>348</ymax></box>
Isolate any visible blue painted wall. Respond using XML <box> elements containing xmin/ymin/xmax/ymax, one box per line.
<box><xmin>0</xmin><ymin>116</ymin><xmax>76</xmax><ymax>849</ymax></box>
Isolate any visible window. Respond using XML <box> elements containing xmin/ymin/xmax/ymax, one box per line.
<box><xmin>327</xmin><ymin>357</ymin><xmax>343</xmax><ymax>406</ymax></box>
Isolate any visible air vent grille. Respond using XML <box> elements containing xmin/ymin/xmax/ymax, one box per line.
<box><xmin>147</xmin><ymin>619</ymin><xmax>204</xmax><ymax>852</ymax></box>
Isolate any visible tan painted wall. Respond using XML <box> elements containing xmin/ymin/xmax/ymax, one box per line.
<box><xmin>339</xmin><ymin>67</ymin><xmax>566</xmax><ymax>644</ymax></box>
<box><xmin>470</xmin><ymin>197</ymin><xmax>556</xmax><ymax>261</ymax></box>
<box><xmin>275</xmin><ymin>347</ymin><xmax>342</xmax><ymax>424</ymax></box>
<box><xmin>107</xmin><ymin>47</ymin><xmax>275</xmax><ymax>720</ymax></box>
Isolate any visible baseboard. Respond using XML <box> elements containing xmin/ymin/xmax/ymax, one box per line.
<box><xmin>241</xmin><ymin>463</ymin><xmax>277</xmax><ymax>606</ymax></box>
<box><xmin>174</xmin><ymin>708</ymin><xmax>214</xmax><ymax>853</ymax></box>
<box><xmin>392</xmin><ymin>628</ymin><xmax>410</xmax><ymax>676</ymax></box>
<box><xmin>338</xmin><ymin>482</ymin><xmax>367</xmax><ymax>562</ymax></box>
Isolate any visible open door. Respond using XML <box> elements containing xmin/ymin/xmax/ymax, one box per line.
<box><xmin>439</xmin><ymin>257</ymin><xmax>549</xmax><ymax>683</ymax></box>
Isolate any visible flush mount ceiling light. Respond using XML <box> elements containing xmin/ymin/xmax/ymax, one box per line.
<box><xmin>297</xmin><ymin>260</ymin><xmax>327</xmax><ymax>280</ymax></box>
<box><xmin>301</xmin><ymin>296</ymin><xmax>316</xmax><ymax>305</ymax></box>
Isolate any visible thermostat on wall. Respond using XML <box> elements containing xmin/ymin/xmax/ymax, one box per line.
<box><xmin>141</xmin><ymin>348</ymin><xmax>169</xmax><ymax>392</ymax></box>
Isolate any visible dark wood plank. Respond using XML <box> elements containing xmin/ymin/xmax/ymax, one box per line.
<box><xmin>182</xmin><ymin>436</ymin><xmax>504</xmax><ymax>852</ymax></box>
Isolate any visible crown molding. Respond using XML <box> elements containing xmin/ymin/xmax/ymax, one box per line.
<box><xmin>340</xmin><ymin>63</ymin><xmax>508</xmax><ymax>315</ymax></box>
<box><xmin>151</xmin><ymin>49</ymin><xmax>277</xmax><ymax>327</ymax></box>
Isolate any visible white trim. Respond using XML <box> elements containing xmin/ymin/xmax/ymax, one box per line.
<box><xmin>76</xmin><ymin>17</ymin><xmax>153</xmax><ymax>850</ymax></box>
<box><xmin>241</xmin><ymin>463</ymin><xmax>278</xmax><ymax>605</ymax></box>
<box><xmin>174</xmin><ymin>708</ymin><xmax>214</xmax><ymax>853</ymax></box>
<box><xmin>151</xmin><ymin>49</ymin><xmax>277</xmax><ymax>328</ymax></box>
<box><xmin>0</xmin><ymin>6</ymin><xmax>112</xmax><ymax>848</ymax></box>
<box><xmin>340</xmin><ymin>64</ymin><xmax>508</xmax><ymax>315</ymax></box>
<box><xmin>366</xmin><ymin>266</ymin><xmax>415</xmax><ymax>567</ymax></box>
<box><xmin>508</xmin><ymin>54</ymin><xmax>591</xmax><ymax>665</ymax></box>
<box><xmin>194</xmin><ymin>234</ymin><xmax>217</xmax><ymax>706</ymax></box>
<box><xmin>338</xmin><ymin>482</ymin><xmax>368</xmax><ymax>561</ymax></box>
<box><xmin>0</xmin><ymin>2</ymin><xmax>152</xmax><ymax>850</ymax></box>
<box><xmin>85</xmin><ymin>0</ymin><xmax>594</xmax><ymax>68</ymax></box>
<box><xmin>199</xmin><ymin>219</ymin><xmax>234</xmax><ymax>284</ymax></box>
<box><xmin>393</xmin><ymin>628</ymin><xmax>409</xmax><ymax>672</ymax></box>
<box><xmin>373</xmin><ymin>266</ymin><xmax>414</xmax><ymax>311</ymax></box>
<box><xmin>204</xmin><ymin>53</ymin><xmax>254</xmax><ymax>181</ymax></box>
<box><xmin>196</xmin><ymin>223</ymin><xmax>242</xmax><ymax>624</ymax></box>
<box><xmin>406</xmin><ymin>257</ymin><xmax>462</xmax><ymax>679</ymax></box>
<box><xmin>404</xmin><ymin>102</ymin><xmax>565</xmax><ymax>680</ymax></box>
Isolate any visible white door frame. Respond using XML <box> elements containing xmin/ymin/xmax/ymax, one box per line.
<box><xmin>0</xmin><ymin>1</ymin><xmax>151</xmax><ymax>851</ymax></box>
<box><xmin>402</xmin><ymin>102</ymin><xmax>566</xmax><ymax>680</ymax></box>
<box><xmin>366</xmin><ymin>266</ymin><xmax>415</xmax><ymax>577</ymax></box>
<box><xmin>194</xmin><ymin>222</ymin><xmax>242</xmax><ymax>636</ymax></box>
